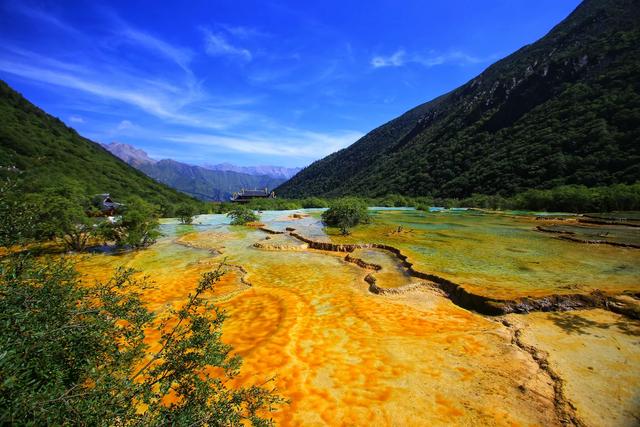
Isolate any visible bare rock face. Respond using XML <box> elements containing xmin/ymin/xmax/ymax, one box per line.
<box><xmin>103</xmin><ymin>142</ymin><xmax>157</xmax><ymax>165</ymax></box>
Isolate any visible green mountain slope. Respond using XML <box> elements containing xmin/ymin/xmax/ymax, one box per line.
<box><xmin>0</xmin><ymin>80</ymin><xmax>197</xmax><ymax>208</ymax></box>
<box><xmin>277</xmin><ymin>0</ymin><xmax>640</xmax><ymax>198</ymax></box>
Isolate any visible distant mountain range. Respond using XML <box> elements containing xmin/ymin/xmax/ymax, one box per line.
<box><xmin>104</xmin><ymin>142</ymin><xmax>301</xmax><ymax>180</ymax></box>
<box><xmin>277</xmin><ymin>0</ymin><xmax>640</xmax><ymax>198</ymax></box>
<box><xmin>103</xmin><ymin>142</ymin><xmax>290</xmax><ymax>201</ymax></box>
<box><xmin>202</xmin><ymin>163</ymin><xmax>301</xmax><ymax>180</ymax></box>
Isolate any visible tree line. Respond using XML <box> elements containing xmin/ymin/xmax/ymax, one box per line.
<box><xmin>207</xmin><ymin>182</ymin><xmax>640</xmax><ymax>214</ymax></box>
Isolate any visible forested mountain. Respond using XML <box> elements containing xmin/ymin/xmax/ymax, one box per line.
<box><xmin>103</xmin><ymin>143</ymin><xmax>285</xmax><ymax>201</ymax></box>
<box><xmin>0</xmin><ymin>80</ymin><xmax>197</xmax><ymax>208</ymax></box>
<box><xmin>277</xmin><ymin>0</ymin><xmax>640</xmax><ymax>198</ymax></box>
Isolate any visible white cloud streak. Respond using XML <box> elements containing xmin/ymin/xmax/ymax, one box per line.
<box><xmin>117</xmin><ymin>119</ymin><xmax>135</xmax><ymax>131</ymax></box>
<box><xmin>119</xmin><ymin>28</ymin><xmax>194</xmax><ymax>73</ymax></box>
<box><xmin>371</xmin><ymin>49</ymin><xmax>490</xmax><ymax>69</ymax></box>
<box><xmin>8</xmin><ymin>2</ymin><xmax>80</xmax><ymax>35</ymax></box>
<box><xmin>164</xmin><ymin>129</ymin><xmax>363</xmax><ymax>158</ymax></box>
<box><xmin>0</xmin><ymin>51</ymin><xmax>248</xmax><ymax>130</ymax></box>
<box><xmin>371</xmin><ymin>50</ymin><xmax>406</xmax><ymax>68</ymax></box>
<box><xmin>202</xmin><ymin>29</ymin><xmax>252</xmax><ymax>61</ymax></box>
<box><xmin>220</xmin><ymin>24</ymin><xmax>270</xmax><ymax>40</ymax></box>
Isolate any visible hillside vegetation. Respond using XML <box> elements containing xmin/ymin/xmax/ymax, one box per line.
<box><xmin>277</xmin><ymin>0</ymin><xmax>640</xmax><ymax>199</ymax></box>
<box><xmin>0</xmin><ymin>81</ymin><xmax>198</xmax><ymax>211</ymax></box>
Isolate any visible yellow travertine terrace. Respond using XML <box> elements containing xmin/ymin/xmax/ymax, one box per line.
<box><xmin>73</xmin><ymin>208</ymin><xmax>640</xmax><ymax>426</ymax></box>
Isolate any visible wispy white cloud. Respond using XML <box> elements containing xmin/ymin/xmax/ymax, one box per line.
<box><xmin>371</xmin><ymin>49</ymin><xmax>406</xmax><ymax>68</ymax></box>
<box><xmin>0</xmin><ymin>57</ymin><xmax>175</xmax><ymax>118</ymax></box>
<box><xmin>116</xmin><ymin>119</ymin><xmax>135</xmax><ymax>131</ymax></box>
<box><xmin>164</xmin><ymin>129</ymin><xmax>363</xmax><ymax>158</ymax></box>
<box><xmin>0</xmin><ymin>50</ymin><xmax>248</xmax><ymax>130</ymax></box>
<box><xmin>371</xmin><ymin>49</ymin><xmax>492</xmax><ymax>69</ymax></box>
<box><xmin>7</xmin><ymin>2</ymin><xmax>80</xmax><ymax>35</ymax></box>
<box><xmin>69</xmin><ymin>115</ymin><xmax>84</xmax><ymax>123</ymax></box>
<box><xmin>118</xmin><ymin>28</ymin><xmax>194</xmax><ymax>73</ymax></box>
<box><xmin>220</xmin><ymin>24</ymin><xmax>270</xmax><ymax>40</ymax></box>
<box><xmin>415</xmin><ymin>51</ymin><xmax>488</xmax><ymax>67</ymax></box>
<box><xmin>202</xmin><ymin>29</ymin><xmax>252</xmax><ymax>61</ymax></box>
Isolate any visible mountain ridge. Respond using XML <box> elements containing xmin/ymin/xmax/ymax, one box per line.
<box><xmin>202</xmin><ymin>162</ymin><xmax>301</xmax><ymax>180</ymax></box>
<box><xmin>277</xmin><ymin>0</ymin><xmax>640</xmax><ymax>198</ymax></box>
<box><xmin>103</xmin><ymin>143</ymin><xmax>285</xmax><ymax>201</ymax></box>
<box><xmin>103</xmin><ymin>142</ymin><xmax>301</xmax><ymax>180</ymax></box>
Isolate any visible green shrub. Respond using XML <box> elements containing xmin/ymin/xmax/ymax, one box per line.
<box><xmin>321</xmin><ymin>197</ymin><xmax>370</xmax><ymax>235</ymax></box>
<box><xmin>0</xmin><ymin>255</ymin><xmax>284</xmax><ymax>425</ymax></box>
<box><xmin>98</xmin><ymin>197</ymin><xmax>161</xmax><ymax>248</ymax></box>
<box><xmin>300</xmin><ymin>197</ymin><xmax>329</xmax><ymax>208</ymax></box>
<box><xmin>227</xmin><ymin>206</ymin><xmax>259</xmax><ymax>225</ymax></box>
<box><xmin>176</xmin><ymin>203</ymin><xmax>197</xmax><ymax>224</ymax></box>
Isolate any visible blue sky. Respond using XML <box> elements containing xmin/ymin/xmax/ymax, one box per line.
<box><xmin>0</xmin><ymin>0</ymin><xmax>581</xmax><ymax>167</ymax></box>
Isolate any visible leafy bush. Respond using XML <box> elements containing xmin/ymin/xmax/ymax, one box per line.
<box><xmin>0</xmin><ymin>180</ymin><xmax>36</xmax><ymax>247</ymax></box>
<box><xmin>98</xmin><ymin>197</ymin><xmax>161</xmax><ymax>248</ymax></box>
<box><xmin>227</xmin><ymin>206</ymin><xmax>259</xmax><ymax>225</ymax></box>
<box><xmin>321</xmin><ymin>198</ymin><xmax>370</xmax><ymax>235</ymax></box>
<box><xmin>0</xmin><ymin>255</ymin><xmax>284</xmax><ymax>425</ymax></box>
<box><xmin>176</xmin><ymin>203</ymin><xmax>197</xmax><ymax>224</ymax></box>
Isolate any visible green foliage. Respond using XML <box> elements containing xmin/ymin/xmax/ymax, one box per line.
<box><xmin>98</xmin><ymin>197</ymin><xmax>161</xmax><ymax>248</ymax></box>
<box><xmin>321</xmin><ymin>198</ymin><xmax>370</xmax><ymax>235</ymax></box>
<box><xmin>0</xmin><ymin>80</ymin><xmax>198</xmax><ymax>209</ymax></box>
<box><xmin>0</xmin><ymin>180</ymin><xmax>35</xmax><ymax>247</ymax></box>
<box><xmin>300</xmin><ymin>197</ymin><xmax>329</xmax><ymax>208</ymax></box>
<box><xmin>1</xmin><ymin>178</ymin><xmax>101</xmax><ymax>251</ymax></box>
<box><xmin>414</xmin><ymin>183</ymin><xmax>640</xmax><ymax>213</ymax></box>
<box><xmin>0</xmin><ymin>255</ymin><xmax>283</xmax><ymax>425</ymax></box>
<box><xmin>176</xmin><ymin>203</ymin><xmax>198</xmax><ymax>224</ymax></box>
<box><xmin>508</xmin><ymin>183</ymin><xmax>640</xmax><ymax>212</ymax></box>
<box><xmin>191</xmin><ymin>182</ymin><xmax>640</xmax><ymax>215</ymax></box>
<box><xmin>27</xmin><ymin>188</ymin><xmax>98</xmax><ymax>251</ymax></box>
<box><xmin>227</xmin><ymin>206</ymin><xmax>259</xmax><ymax>225</ymax></box>
<box><xmin>276</xmin><ymin>1</ymin><xmax>640</xmax><ymax>199</ymax></box>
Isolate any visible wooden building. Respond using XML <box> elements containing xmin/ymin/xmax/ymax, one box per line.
<box><xmin>92</xmin><ymin>193</ymin><xmax>122</xmax><ymax>215</ymax></box>
<box><xmin>230</xmin><ymin>188</ymin><xmax>275</xmax><ymax>203</ymax></box>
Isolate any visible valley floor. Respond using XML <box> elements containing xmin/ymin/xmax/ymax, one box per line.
<box><xmin>73</xmin><ymin>209</ymin><xmax>640</xmax><ymax>426</ymax></box>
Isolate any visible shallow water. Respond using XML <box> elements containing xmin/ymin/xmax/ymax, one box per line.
<box><xmin>72</xmin><ymin>209</ymin><xmax>640</xmax><ymax>425</ymax></box>
<box><xmin>330</xmin><ymin>209</ymin><xmax>640</xmax><ymax>299</ymax></box>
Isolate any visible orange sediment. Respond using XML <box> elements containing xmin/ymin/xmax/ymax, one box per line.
<box><xmin>70</xmin><ymin>211</ymin><xmax>640</xmax><ymax>425</ymax></box>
